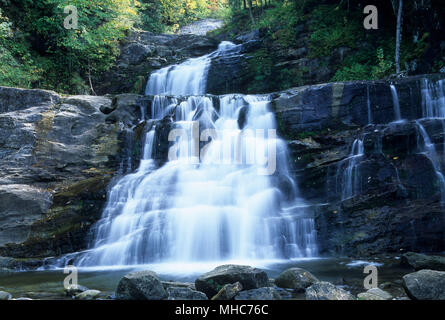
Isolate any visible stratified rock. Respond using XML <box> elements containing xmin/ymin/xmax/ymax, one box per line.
<box><xmin>211</xmin><ymin>282</ymin><xmax>243</xmax><ymax>300</ymax></box>
<box><xmin>0</xmin><ymin>291</ymin><xmax>12</xmax><ymax>300</ymax></box>
<box><xmin>116</xmin><ymin>271</ymin><xmax>168</xmax><ymax>300</ymax></box>
<box><xmin>274</xmin><ymin>268</ymin><xmax>319</xmax><ymax>292</ymax></box>
<box><xmin>234</xmin><ymin>287</ymin><xmax>281</xmax><ymax>300</ymax></box>
<box><xmin>401</xmin><ymin>252</ymin><xmax>445</xmax><ymax>271</ymax></box>
<box><xmin>195</xmin><ymin>265</ymin><xmax>269</xmax><ymax>298</ymax></box>
<box><xmin>74</xmin><ymin>290</ymin><xmax>101</xmax><ymax>300</ymax></box>
<box><xmin>65</xmin><ymin>284</ymin><xmax>89</xmax><ymax>297</ymax></box>
<box><xmin>162</xmin><ymin>281</ymin><xmax>196</xmax><ymax>290</ymax></box>
<box><xmin>167</xmin><ymin>287</ymin><xmax>208</xmax><ymax>300</ymax></box>
<box><xmin>357</xmin><ymin>288</ymin><xmax>393</xmax><ymax>300</ymax></box>
<box><xmin>403</xmin><ymin>269</ymin><xmax>445</xmax><ymax>300</ymax></box>
<box><xmin>305</xmin><ymin>282</ymin><xmax>356</xmax><ymax>300</ymax></box>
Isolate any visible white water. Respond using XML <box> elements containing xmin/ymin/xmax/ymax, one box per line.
<box><xmin>390</xmin><ymin>84</ymin><xmax>402</xmax><ymax>121</ymax></box>
<box><xmin>74</xmin><ymin>42</ymin><xmax>317</xmax><ymax>267</ymax></box>
<box><xmin>337</xmin><ymin>139</ymin><xmax>364</xmax><ymax>200</ymax></box>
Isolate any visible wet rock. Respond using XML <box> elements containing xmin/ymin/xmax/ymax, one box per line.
<box><xmin>357</xmin><ymin>288</ymin><xmax>393</xmax><ymax>300</ymax></box>
<box><xmin>211</xmin><ymin>282</ymin><xmax>243</xmax><ymax>300</ymax></box>
<box><xmin>65</xmin><ymin>284</ymin><xmax>89</xmax><ymax>297</ymax></box>
<box><xmin>195</xmin><ymin>265</ymin><xmax>269</xmax><ymax>298</ymax></box>
<box><xmin>234</xmin><ymin>287</ymin><xmax>281</xmax><ymax>300</ymax></box>
<box><xmin>162</xmin><ymin>281</ymin><xmax>196</xmax><ymax>290</ymax></box>
<box><xmin>167</xmin><ymin>287</ymin><xmax>208</xmax><ymax>300</ymax></box>
<box><xmin>305</xmin><ymin>282</ymin><xmax>356</xmax><ymax>300</ymax></box>
<box><xmin>403</xmin><ymin>269</ymin><xmax>445</xmax><ymax>300</ymax></box>
<box><xmin>401</xmin><ymin>252</ymin><xmax>445</xmax><ymax>271</ymax></box>
<box><xmin>0</xmin><ymin>291</ymin><xmax>12</xmax><ymax>300</ymax></box>
<box><xmin>75</xmin><ymin>290</ymin><xmax>101</xmax><ymax>300</ymax></box>
<box><xmin>274</xmin><ymin>268</ymin><xmax>319</xmax><ymax>292</ymax></box>
<box><xmin>116</xmin><ymin>270</ymin><xmax>168</xmax><ymax>300</ymax></box>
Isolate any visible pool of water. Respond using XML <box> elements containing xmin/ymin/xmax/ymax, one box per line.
<box><xmin>0</xmin><ymin>256</ymin><xmax>413</xmax><ymax>300</ymax></box>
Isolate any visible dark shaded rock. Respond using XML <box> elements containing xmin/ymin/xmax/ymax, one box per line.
<box><xmin>401</xmin><ymin>252</ymin><xmax>445</xmax><ymax>271</ymax></box>
<box><xmin>167</xmin><ymin>287</ymin><xmax>208</xmax><ymax>300</ymax></box>
<box><xmin>116</xmin><ymin>270</ymin><xmax>168</xmax><ymax>300</ymax></box>
<box><xmin>234</xmin><ymin>287</ymin><xmax>281</xmax><ymax>300</ymax></box>
<box><xmin>305</xmin><ymin>282</ymin><xmax>355</xmax><ymax>300</ymax></box>
<box><xmin>403</xmin><ymin>269</ymin><xmax>445</xmax><ymax>300</ymax></box>
<box><xmin>274</xmin><ymin>267</ymin><xmax>319</xmax><ymax>292</ymax></box>
<box><xmin>211</xmin><ymin>282</ymin><xmax>243</xmax><ymax>300</ymax></box>
<box><xmin>195</xmin><ymin>265</ymin><xmax>269</xmax><ymax>298</ymax></box>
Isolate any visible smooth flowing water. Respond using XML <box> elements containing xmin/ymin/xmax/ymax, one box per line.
<box><xmin>71</xmin><ymin>42</ymin><xmax>317</xmax><ymax>268</ymax></box>
<box><xmin>336</xmin><ymin>139</ymin><xmax>364</xmax><ymax>201</ymax></box>
<box><xmin>390</xmin><ymin>84</ymin><xmax>402</xmax><ymax>121</ymax></box>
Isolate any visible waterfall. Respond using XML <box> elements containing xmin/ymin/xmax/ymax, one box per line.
<box><xmin>390</xmin><ymin>84</ymin><xmax>402</xmax><ymax>121</ymax></box>
<box><xmin>337</xmin><ymin>139</ymin><xmax>364</xmax><ymax>200</ymax></box>
<box><xmin>366</xmin><ymin>85</ymin><xmax>373</xmax><ymax>124</ymax></box>
<box><xmin>415</xmin><ymin>78</ymin><xmax>445</xmax><ymax>201</ymax></box>
<box><xmin>74</xmin><ymin>42</ymin><xmax>317</xmax><ymax>267</ymax></box>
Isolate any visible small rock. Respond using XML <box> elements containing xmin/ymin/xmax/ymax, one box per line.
<box><xmin>234</xmin><ymin>287</ymin><xmax>281</xmax><ymax>300</ymax></box>
<box><xmin>167</xmin><ymin>287</ymin><xmax>208</xmax><ymax>300</ymax></box>
<box><xmin>116</xmin><ymin>270</ymin><xmax>168</xmax><ymax>300</ymax></box>
<box><xmin>65</xmin><ymin>284</ymin><xmax>89</xmax><ymax>297</ymax></box>
<box><xmin>305</xmin><ymin>282</ymin><xmax>356</xmax><ymax>300</ymax></box>
<box><xmin>212</xmin><ymin>282</ymin><xmax>243</xmax><ymax>300</ymax></box>
<box><xmin>75</xmin><ymin>290</ymin><xmax>101</xmax><ymax>300</ymax></box>
<box><xmin>357</xmin><ymin>288</ymin><xmax>392</xmax><ymax>300</ymax></box>
<box><xmin>195</xmin><ymin>265</ymin><xmax>269</xmax><ymax>298</ymax></box>
<box><xmin>274</xmin><ymin>267</ymin><xmax>319</xmax><ymax>292</ymax></box>
<box><xmin>401</xmin><ymin>252</ymin><xmax>445</xmax><ymax>271</ymax></box>
<box><xmin>0</xmin><ymin>291</ymin><xmax>12</xmax><ymax>300</ymax></box>
<box><xmin>403</xmin><ymin>269</ymin><xmax>445</xmax><ymax>300</ymax></box>
<box><xmin>14</xmin><ymin>297</ymin><xmax>33</xmax><ymax>300</ymax></box>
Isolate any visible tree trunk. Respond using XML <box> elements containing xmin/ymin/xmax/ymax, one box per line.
<box><xmin>395</xmin><ymin>0</ymin><xmax>403</xmax><ymax>74</ymax></box>
<box><xmin>248</xmin><ymin>0</ymin><xmax>256</xmax><ymax>27</ymax></box>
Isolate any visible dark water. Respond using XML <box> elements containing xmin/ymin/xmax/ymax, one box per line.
<box><xmin>0</xmin><ymin>256</ymin><xmax>412</xmax><ymax>300</ymax></box>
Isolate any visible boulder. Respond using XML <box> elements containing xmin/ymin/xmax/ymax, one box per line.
<box><xmin>116</xmin><ymin>270</ymin><xmax>168</xmax><ymax>300</ymax></box>
<box><xmin>195</xmin><ymin>265</ymin><xmax>269</xmax><ymax>298</ymax></box>
<box><xmin>211</xmin><ymin>282</ymin><xmax>243</xmax><ymax>300</ymax></box>
<box><xmin>0</xmin><ymin>291</ymin><xmax>12</xmax><ymax>300</ymax></box>
<box><xmin>65</xmin><ymin>284</ymin><xmax>89</xmax><ymax>297</ymax></box>
<box><xmin>403</xmin><ymin>269</ymin><xmax>445</xmax><ymax>300</ymax></box>
<box><xmin>274</xmin><ymin>268</ymin><xmax>319</xmax><ymax>292</ymax></box>
<box><xmin>167</xmin><ymin>287</ymin><xmax>208</xmax><ymax>300</ymax></box>
<box><xmin>234</xmin><ymin>287</ymin><xmax>281</xmax><ymax>300</ymax></box>
<box><xmin>305</xmin><ymin>282</ymin><xmax>356</xmax><ymax>300</ymax></box>
<box><xmin>74</xmin><ymin>290</ymin><xmax>101</xmax><ymax>300</ymax></box>
<box><xmin>357</xmin><ymin>288</ymin><xmax>393</xmax><ymax>300</ymax></box>
<box><xmin>401</xmin><ymin>252</ymin><xmax>445</xmax><ymax>271</ymax></box>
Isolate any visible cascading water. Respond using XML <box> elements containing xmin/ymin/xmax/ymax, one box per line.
<box><xmin>390</xmin><ymin>84</ymin><xmax>402</xmax><ymax>122</ymax></box>
<box><xmin>336</xmin><ymin>139</ymin><xmax>364</xmax><ymax>200</ymax></box>
<box><xmin>73</xmin><ymin>41</ymin><xmax>317</xmax><ymax>268</ymax></box>
<box><xmin>415</xmin><ymin>78</ymin><xmax>445</xmax><ymax>201</ymax></box>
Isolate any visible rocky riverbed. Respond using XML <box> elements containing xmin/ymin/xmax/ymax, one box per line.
<box><xmin>1</xmin><ymin>253</ymin><xmax>445</xmax><ymax>300</ymax></box>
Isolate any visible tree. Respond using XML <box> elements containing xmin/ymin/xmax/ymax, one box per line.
<box><xmin>395</xmin><ymin>0</ymin><xmax>403</xmax><ymax>73</ymax></box>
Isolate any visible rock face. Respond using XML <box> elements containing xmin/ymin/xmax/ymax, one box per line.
<box><xmin>0</xmin><ymin>87</ymin><xmax>145</xmax><ymax>259</ymax></box>
<box><xmin>167</xmin><ymin>287</ymin><xmax>208</xmax><ymax>300</ymax></box>
<box><xmin>94</xmin><ymin>31</ymin><xmax>219</xmax><ymax>95</ymax></box>
<box><xmin>403</xmin><ymin>269</ymin><xmax>445</xmax><ymax>300</ymax></box>
<box><xmin>401</xmin><ymin>252</ymin><xmax>445</xmax><ymax>271</ymax></box>
<box><xmin>305</xmin><ymin>282</ymin><xmax>356</xmax><ymax>300</ymax></box>
<box><xmin>195</xmin><ymin>265</ymin><xmax>269</xmax><ymax>298</ymax></box>
<box><xmin>274</xmin><ymin>268</ymin><xmax>319</xmax><ymax>292</ymax></box>
<box><xmin>116</xmin><ymin>271</ymin><xmax>168</xmax><ymax>300</ymax></box>
<box><xmin>234</xmin><ymin>287</ymin><xmax>281</xmax><ymax>300</ymax></box>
